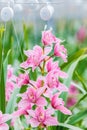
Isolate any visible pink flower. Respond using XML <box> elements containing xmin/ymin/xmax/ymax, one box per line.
<box><xmin>46</xmin><ymin>70</ymin><xmax>68</xmax><ymax>92</ymax></box>
<box><xmin>0</xmin><ymin>111</ymin><xmax>11</xmax><ymax>130</ymax></box>
<box><xmin>69</xmin><ymin>84</ymin><xmax>79</xmax><ymax>95</ymax></box>
<box><xmin>18</xmin><ymin>87</ymin><xmax>47</xmax><ymax>107</ymax></box>
<box><xmin>35</xmin><ymin>77</ymin><xmax>45</xmax><ymax>88</ymax></box>
<box><xmin>20</xmin><ymin>45</ymin><xmax>44</xmax><ymax>71</ymax></box>
<box><xmin>67</xmin><ymin>97</ymin><xmax>77</xmax><ymax>108</ymax></box>
<box><xmin>76</xmin><ymin>27</ymin><xmax>86</xmax><ymax>42</ymax></box>
<box><xmin>46</xmin><ymin>59</ymin><xmax>68</xmax><ymax>78</ymax></box>
<box><xmin>51</xmin><ymin>93</ymin><xmax>72</xmax><ymax>115</ymax></box>
<box><xmin>42</xmin><ymin>30</ymin><xmax>55</xmax><ymax>45</ymax></box>
<box><xmin>54</xmin><ymin>43</ymin><xmax>67</xmax><ymax>62</ymax></box>
<box><xmin>66</xmin><ymin>83</ymin><xmax>79</xmax><ymax>108</ymax></box>
<box><xmin>7</xmin><ymin>65</ymin><xmax>17</xmax><ymax>81</ymax></box>
<box><xmin>16</xmin><ymin>73</ymin><xmax>30</xmax><ymax>87</ymax></box>
<box><xmin>27</xmin><ymin>107</ymin><xmax>58</xmax><ymax>127</ymax></box>
<box><xmin>6</xmin><ymin>81</ymin><xmax>15</xmax><ymax>101</ymax></box>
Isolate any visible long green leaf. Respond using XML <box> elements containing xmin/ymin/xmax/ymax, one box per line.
<box><xmin>58</xmin><ymin>123</ymin><xmax>83</xmax><ymax>130</ymax></box>
<box><xmin>61</xmin><ymin>48</ymin><xmax>87</xmax><ymax>69</ymax></box>
<box><xmin>58</xmin><ymin>54</ymin><xmax>87</xmax><ymax>123</ymax></box>
<box><xmin>66</xmin><ymin>110</ymin><xmax>87</xmax><ymax>125</ymax></box>
<box><xmin>6</xmin><ymin>87</ymin><xmax>20</xmax><ymax>114</ymax></box>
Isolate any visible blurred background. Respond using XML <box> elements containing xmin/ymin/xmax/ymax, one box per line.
<box><xmin>0</xmin><ymin>1</ymin><xmax>87</xmax><ymax>129</ymax></box>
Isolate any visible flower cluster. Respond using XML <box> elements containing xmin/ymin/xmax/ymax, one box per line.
<box><xmin>1</xmin><ymin>29</ymin><xmax>71</xmax><ymax>130</ymax></box>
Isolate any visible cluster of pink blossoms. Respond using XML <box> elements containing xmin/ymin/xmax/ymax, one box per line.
<box><xmin>3</xmin><ymin>29</ymin><xmax>72</xmax><ymax>129</ymax></box>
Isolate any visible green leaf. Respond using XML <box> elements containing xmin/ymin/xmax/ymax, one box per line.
<box><xmin>66</xmin><ymin>110</ymin><xmax>87</xmax><ymax>125</ymax></box>
<box><xmin>75</xmin><ymin>71</ymin><xmax>87</xmax><ymax>91</ymax></box>
<box><xmin>58</xmin><ymin>123</ymin><xmax>83</xmax><ymax>130</ymax></box>
<box><xmin>61</xmin><ymin>48</ymin><xmax>87</xmax><ymax>69</ymax></box>
<box><xmin>3</xmin><ymin>50</ymin><xmax>11</xmax><ymax>84</ymax></box>
<box><xmin>71</xmin><ymin>93</ymin><xmax>87</xmax><ymax>111</ymax></box>
<box><xmin>6</xmin><ymin>87</ymin><xmax>20</xmax><ymax>114</ymax></box>
<box><xmin>58</xmin><ymin>54</ymin><xmax>87</xmax><ymax>123</ymax></box>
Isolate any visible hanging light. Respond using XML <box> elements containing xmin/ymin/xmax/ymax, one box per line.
<box><xmin>40</xmin><ymin>4</ymin><xmax>54</xmax><ymax>21</ymax></box>
<box><xmin>14</xmin><ymin>4</ymin><xmax>23</xmax><ymax>12</ymax></box>
<box><xmin>1</xmin><ymin>7</ymin><xmax>14</xmax><ymax>22</ymax></box>
<box><xmin>0</xmin><ymin>0</ymin><xmax>14</xmax><ymax>22</ymax></box>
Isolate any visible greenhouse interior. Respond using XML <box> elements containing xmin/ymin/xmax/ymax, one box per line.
<box><xmin>0</xmin><ymin>0</ymin><xmax>87</xmax><ymax>130</ymax></box>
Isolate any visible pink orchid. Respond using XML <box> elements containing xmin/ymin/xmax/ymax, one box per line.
<box><xmin>20</xmin><ymin>45</ymin><xmax>46</xmax><ymax>71</ymax></box>
<box><xmin>51</xmin><ymin>93</ymin><xmax>72</xmax><ymax>115</ymax></box>
<box><xmin>27</xmin><ymin>107</ymin><xmax>58</xmax><ymax>127</ymax></box>
<box><xmin>46</xmin><ymin>70</ymin><xmax>68</xmax><ymax>92</ymax></box>
<box><xmin>42</xmin><ymin>30</ymin><xmax>55</xmax><ymax>46</ymax></box>
<box><xmin>0</xmin><ymin>111</ymin><xmax>11</xmax><ymax>130</ymax></box>
<box><xmin>18</xmin><ymin>87</ymin><xmax>47</xmax><ymax>107</ymax></box>
<box><xmin>54</xmin><ymin>43</ymin><xmax>67</xmax><ymax>62</ymax></box>
<box><xmin>46</xmin><ymin>58</ymin><xmax>68</xmax><ymax>78</ymax></box>
<box><xmin>16</xmin><ymin>73</ymin><xmax>30</xmax><ymax>87</ymax></box>
<box><xmin>20</xmin><ymin>45</ymin><xmax>52</xmax><ymax>71</ymax></box>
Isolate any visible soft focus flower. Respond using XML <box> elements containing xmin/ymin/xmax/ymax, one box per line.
<box><xmin>16</xmin><ymin>73</ymin><xmax>30</xmax><ymax>87</ymax></box>
<box><xmin>27</xmin><ymin>107</ymin><xmax>58</xmax><ymax>128</ymax></box>
<box><xmin>54</xmin><ymin>43</ymin><xmax>67</xmax><ymax>62</ymax></box>
<box><xmin>76</xmin><ymin>27</ymin><xmax>86</xmax><ymax>42</ymax></box>
<box><xmin>67</xmin><ymin>83</ymin><xmax>79</xmax><ymax>108</ymax></box>
<box><xmin>0</xmin><ymin>111</ymin><xmax>11</xmax><ymax>130</ymax></box>
<box><xmin>6</xmin><ymin>65</ymin><xmax>17</xmax><ymax>101</ymax></box>
<box><xmin>42</xmin><ymin>30</ymin><xmax>55</xmax><ymax>45</ymax></box>
<box><xmin>6</xmin><ymin>81</ymin><xmax>15</xmax><ymax>101</ymax></box>
<box><xmin>51</xmin><ymin>93</ymin><xmax>72</xmax><ymax>115</ymax></box>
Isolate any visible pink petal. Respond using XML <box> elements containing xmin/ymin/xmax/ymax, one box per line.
<box><xmin>0</xmin><ymin>123</ymin><xmax>9</xmax><ymax>130</ymax></box>
<box><xmin>36</xmin><ymin>87</ymin><xmax>46</xmax><ymax>98</ymax></box>
<box><xmin>45</xmin><ymin>108</ymin><xmax>55</xmax><ymax>116</ymax></box>
<box><xmin>44</xmin><ymin>116</ymin><xmax>58</xmax><ymax>126</ymax></box>
<box><xmin>58</xmin><ymin>83</ymin><xmax>68</xmax><ymax>92</ymax></box>
<box><xmin>20</xmin><ymin>61</ymin><xmax>29</xmax><ymax>69</ymax></box>
<box><xmin>24</xmin><ymin>50</ymin><xmax>32</xmax><ymax>57</ymax></box>
<box><xmin>36</xmin><ymin>97</ymin><xmax>47</xmax><ymax>106</ymax></box>
<box><xmin>44</xmin><ymin>46</ymin><xmax>52</xmax><ymax>55</ymax></box>
<box><xmin>29</xmin><ymin>118</ymin><xmax>40</xmax><ymax>127</ymax></box>
<box><xmin>56</xmin><ymin>105</ymin><xmax>72</xmax><ymax>115</ymax></box>
<box><xmin>27</xmin><ymin>110</ymin><xmax>35</xmax><ymax>118</ymax></box>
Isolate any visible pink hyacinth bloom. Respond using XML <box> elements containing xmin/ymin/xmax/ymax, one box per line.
<box><xmin>76</xmin><ymin>27</ymin><xmax>86</xmax><ymax>42</ymax></box>
<box><xmin>18</xmin><ymin>87</ymin><xmax>47</xmax><ymax>107</ymax></box>
<box><xmin>42</xmin><ymin>30</ymin><xmax>55</xmax><ymax>46</ymax></box>
<box><xmin>51</xmin><ymin>93</ymin><xmax>72</xmax><ymax>115</ymax></box>
<box><xmin>54</xmin><ymin>43</ymin><xmax>67</xmax><ymax>62</ymax></box>
<box><xmin>16</xmin><ymin>73</ymin><xmax>30</xmax><ymax>87</ymax></box>
<box><xmin>28</xmin><ymin>107</ymin><xmax>58</xmax><ymax>127</ymax></box>
<box><xmin>0</xmin><ymin>111</ymin><xmax>11</xmax><ymax>130</ymax></box>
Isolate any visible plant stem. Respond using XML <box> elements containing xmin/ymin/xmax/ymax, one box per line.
<box><xmin>0</xmin><ymin>26</ymin><xmax>5</xmax><ymax>113</ymax></box>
